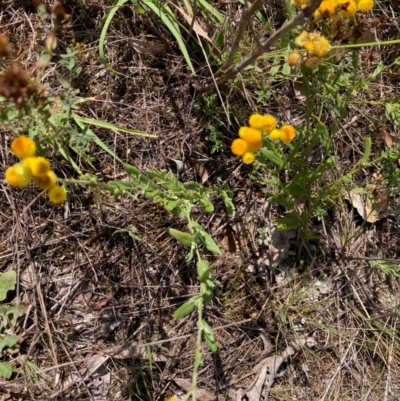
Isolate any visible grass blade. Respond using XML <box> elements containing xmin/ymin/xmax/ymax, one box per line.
<box><xmin>99</xmin><ymin>0</ymin><xmax>130</xmax><ymax>77</ymax></box>
<box><xmin>140</xmin><ymin>0</ymin><xmax>196</xmax><ymax>75</ymax></box>
<box><xmin>74</xmin><ymin>116</ymin><xmax>155</xmax><ymax>137</ymax></box>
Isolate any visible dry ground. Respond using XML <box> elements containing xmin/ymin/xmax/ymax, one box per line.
<box><xmin>1</xmin><ymin>0</ymin><xmax>400</xmax><ymax>400</ymax></box>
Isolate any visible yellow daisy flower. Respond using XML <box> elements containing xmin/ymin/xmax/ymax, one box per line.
<box><xmin>33</xmin><ymin>170</ymin><xmax>58</xmax><ymax>190</ymax></box>
<box><xmin>280</xmin><ymin>125</ymin><xmax>296</xmax><ymax>142</ymax></box>
<box><xmin>295</xmin><ymin>31</ymin><xmax>310</xmax><ymax>47</ymax></box>
<box><xmin>247</xmin><ymin>140</ymin><xmax>263</xmax><ymax>152</ymax></box>
<box><xmin>11</xmin><ymin>136</ymin><xmax>36</xmax><ymax>159</ymax></box>
<box><xmin>249</xmin><ymin>114</ymin><xmax>265</xmax><ymax>130</ymax></box>
<box><xmin>242</xmin><ymin>127</ymin><xmax>262</xmax><ymax>144</ymax></box>
<box><xmin>357</xmin><ymin>0</ymin><xmax>373</xmax><ymax>12</ymax></box>
<box><xmin>5</xmin><ymin>163</ymin><xmax>32</xmax><ymax>188</ymax></box>
<box><xmin>262</xmin><ymin>114</ymin><xmax>277</xmax><ymax>132</ymax></box>
<box><xmin>27</xmin><ymin>157</ymin><xmax>51</xmax><ymax>177</ymax></box>
<box><xmin>231</xmin><ymin>138</ymin><xmax>248</xmax><ymax>156</ymax></box>
<box><xmin>340</xmin><ymin>0</ymin><xmax>357</xmax><ymax>17</ymax></box>
<box><xmin>48</xmin><ymin>185</ymin><xmax>67</xmax><ymax>204</ymax></box>
<box><xmin>241</xmin><ymin>152</ymin><xmax>255</xmax><ymax>164</ymax></box>
<box><xmin>313</xmin><ymin>36</ymin><xmax>331</xmax><ymax>57</ymax></box>
<box><xmin>269</xmin><ymin>129</ymin><xmax>282</xmax><ymax>141</ymax></box>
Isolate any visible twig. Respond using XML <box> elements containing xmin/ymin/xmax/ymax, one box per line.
<box><xmin>199</xmin><ymin>0</ymin><xmax>323</xmax><ymax>93</ymax></box>
<box><xmin>216</xmin><ymin>0</ymin><xmax>264</xmax><ymax>75</ymax></box>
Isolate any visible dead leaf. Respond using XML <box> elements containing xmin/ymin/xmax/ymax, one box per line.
<box><xmin>293</xmin><ymin>79</ymin><xmax>306</xmax><ymax>102</ymax></box>
<box><xmin>382</xmin><ymin>131</ymin><xmax>400</xmax><ymax>148</ymax></box>
<box><xmin>242</xmin><ymin>336</ymin><xmax>316</xmax><ymax>401</ymax></box>
<box><xmin>172</xmin><ymin>6</ymin><xmax>213</xmax><ymax>45</ymax></box>
<box><xmin>349</xmin><ymin>191</ymin><xmax>366</xmax><ymax>220</ymax></box>
<box><xmin>129</xmin><ymin>38</ymin><xmax>165</xmax><ymax>55</ymax></box>
<box><xmin>190</xmin><ymin>159</ymin><xmax>209</xmax><ymax>183</ymax></box>
<box><xmin>107</xmin><ymin>343</ymin><xmax>168</xmax><ymax>362</ymax></box>
<box><xmin>365</xmin><ymin>197</ymin><xmax>388</xmax><ymax>223</ymax></box>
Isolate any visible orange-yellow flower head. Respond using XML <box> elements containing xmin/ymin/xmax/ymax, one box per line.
<box><xmin>5</xmin><ymin>163</ymin><xmax>32</xmax><ymax>188</ymax></box>
<box><xmin>295</xmin><ymin>31</ymin><xmax>310</xmax><ymax>47</ymax></box>
<box><xmin>26</xmin><ymin>157</ymin><xmax>51</xmax><ymax>177</ymax></box>
<box><xmin>262</xmin><ymin>114</ymin><xmax>277</xmax><ymax>132</ymax></box>
<box><xmin>296</xmin><ymin>31</ymin><xmax>330</xmax><ymax>57</ymax></box>
<box><xmin>33</xmin><ymin>170</ymin><xmax>58</xmax><ymax>190</ymax></box>
<box><xmin>287</xmin><ymin>51</ymin><xmax>303</xmax><ymax>67</ymax></box>
<box><xmin>48</xmin><ymin>185</ymin><xmax>67</xmax><ymax>204</ymax></box>
<box><xmin>231</xmin><ymin>138</ymin><xmax>248</xmax><ymax>156</ymax></box>
<box><xmin>357</xmin><ymin>0</ymin><xmax>374</xmax><ymax>12</ymax></box>
<box><xmin>340</xmin><ymin>0</ymin><xmax>357</xmax><ymax>17</ymax></box>
<box><xmin>241</xmin><ymin>127</ymin><xmax>262</xmax><ymax>144</ymax></box>
<box><xmin>269</xmin><ymin>129</ymin><xmax>282</xmax><ymax>141</ymax></box>
<box><xmin>291</xmin><ymin>0</ymin><xmax>308</xmax><ymax>7</ymax></box>
<box><xmin>241</xmin><ymin>152</ymin><xmax>255</xmax><ymax>165</ymax></box>
<box><xmin>280</xmin><ymin>125</ymin><xmax>296</xmax><ymax>142</ymax></box>
<box><xmin>313</xmin><ymin>36</ymin><xmax>331</xmax><ymax>57</ymax></box>
<box><xmin>247</xmin><ymin>140</ymin><xmax>263</xmax><ymax>152</ymax></box>
<box><xmin>249</xmin><ymin>114</ymin><xmax>265</xmax><ymax>130</ymax></box>
<box><xmin>11</xmin><ymin>136</ymin><xmax>36</xmax><ymax>159</ymax></box>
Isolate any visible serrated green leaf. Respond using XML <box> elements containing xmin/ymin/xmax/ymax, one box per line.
<box><xmin>0</xmin><ymin>271</ymin><xmax>16</xmax><ymax>302</ymax></box>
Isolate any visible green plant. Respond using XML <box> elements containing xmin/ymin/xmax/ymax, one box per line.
<box><xmin>0</xmin><ymin>271</ymin><xmax>26</xmax><ymax>379</ymax></box>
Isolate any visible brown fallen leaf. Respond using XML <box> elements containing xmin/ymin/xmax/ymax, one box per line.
<box><xmin>173</xmin><ymin>377</ymin><xmax>226</xmax><ymax>401</ymax></box>
<box><xmin>129</xmin><ymin>38</ymin><xmax>165</xmax><ymax>55</ymax></box>
<box><xmin>172</xmin><ymin>6</ymin><xmax>213</xmax><ymax>45</ymax></box>
<box><xmin>243</xmin><ymin>336</ymin><xmax>316</xmax><ymax>401</ymax></box>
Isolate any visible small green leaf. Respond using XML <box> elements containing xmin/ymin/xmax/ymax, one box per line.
<box><xmin>0</xmin><ymin>362</ymin><xmax>13</xmax><ymax>379</ymax></box>
<box><xmin>0</xmin><ymin>271</ymin><xmax>16</xmax><ymax>302</ymax></box>
<box><xmin>0</xmin><ymin>335</ymin><xmax>18</xmax><ymax>353</ymax></box>
<box><xmin>341</xmin><ymin>173</ymin><xmax>352</xmax><ymax>184</ymax></box>
<box><xmin>369</xmin><ymin>260</ymin><xmax>400</xmax><ymax>277</ymax></box>
<box><xmin>276</xmin><ymin>216</ymin><xmax>305</xmax><ymax>230</ymax></box>
<box><xmin>260</xmin><ymin>149</ymin><xmax>284</xmax><ymax>168</ymax></box>
<box><xmin>360</xmin><ymin>137</ymin><xmax>372</xmax><ymax>166</ymax></box>
<box><xmin>166</xmin><ymin>228</ymin><xmax>194</xmax><ymax>248</ymax></box>
<box><xmin>285</xmin><ymin>182</ymin><xmax>310</xmax><ymax>197</ymax></box>
<box><xmin>198</xmin><ymin>232</ymin><xmax>221</xmax><ymax>255</ymax></box>
<box><xmin>196</xmin><ymin>259</ymin><xmax>209</xmax><ymax>278</ymax></box>
<box><xmin>202</xmin><ymin>320</ymin><xmax>218</xmax><ymax>352</ymax></box>
<box><xmin>173</xmin><ymin>296</ymin><xmax>200</xmax><ymax>319</ymax></box>
<box><xmin>200</xmin><ymin>198</ymin><xmax>214</xmax><ymax>213</ymax></box>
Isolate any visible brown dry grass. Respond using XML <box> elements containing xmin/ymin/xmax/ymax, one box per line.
<box><xmin>1</xmin><ymin>1</ymin><xmax>400</xmax><ymax>400</ymax></box>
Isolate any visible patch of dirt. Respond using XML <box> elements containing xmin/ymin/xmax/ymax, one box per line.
<box><xmin>1</xmin><ymin>1</ymin><xmax>400</xmax><ymax>400</ymax></box>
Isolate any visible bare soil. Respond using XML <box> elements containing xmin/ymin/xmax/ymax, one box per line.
<box><xmin>1</xmin><ymin>1</ymin><xmax>400</xmax><ymax>400</ymax></box>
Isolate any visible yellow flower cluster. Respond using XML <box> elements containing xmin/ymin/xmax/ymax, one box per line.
<box><xmin>288</xmin><ymin>31</ymin><xmax>331</xmax><ymax>68</ymax></box>
<box><xmin>316</xmin><ymin>0</ymin><xmax>374</xmax><ymax>18</ymax></box>
<box><xmin>231</xmin><ymin>114</ymin><xmax>296</xmax><ymax>164</ymax></box>
<box><xmin>5</xmin><ymin>136</ymin><xmax>67</xmax><ymax>204</ymax></box>
<box><xmin>291</xmin><ymin>0</ymin><xmax>374</xmax><ymax>15</ymax></box>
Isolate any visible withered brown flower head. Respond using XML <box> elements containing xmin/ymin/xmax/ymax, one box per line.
<box><xmin>0</xmin><ymin>66</ymin><xmax>40</xmax><ymax>107</ymax></box>
<box><xmin>52</xmin><ymin>1</ymin><xmax>67</xmax><ymax>24</ymax></box>
<box><xmin>0</xmin><ymin>34</ymin><xmax>12</xmax><ymax>57</ymax></box>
